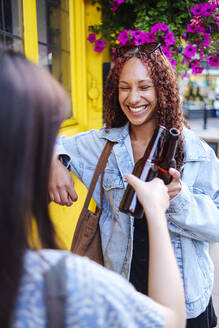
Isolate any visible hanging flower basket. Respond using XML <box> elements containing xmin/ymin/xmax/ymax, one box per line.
<box><xmin>88</xmin><ymin>0</ymin><xmax>219</xmax><ymax>76</ymax></box>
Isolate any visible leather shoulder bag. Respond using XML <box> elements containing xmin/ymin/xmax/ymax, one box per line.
<box><xmin>70</xmin><ymin>140</ymin><xmax>115</xmax><ymax>265</ymax></box>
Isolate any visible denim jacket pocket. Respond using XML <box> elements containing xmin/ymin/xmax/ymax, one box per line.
<box><xmin>103</xmin><ymin>170</ymin><xmax>124</xmax><ymax>190</ymax></box>
<box><xmin>102</xmin><ymin>171</ymin><xmax>125</xmax><ymax>217</ymax></box>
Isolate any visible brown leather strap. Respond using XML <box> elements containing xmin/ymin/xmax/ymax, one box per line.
<box><xmin>83</xmin><ymin>140</ymin><xmax>115</xmax><ymax>210</ymax></box>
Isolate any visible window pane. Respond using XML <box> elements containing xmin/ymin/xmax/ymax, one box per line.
<box><xmin>38</xmin><ymin>43</ymin><xmax>49</xmax><ymax>68</ymax></box>
<box><xmin>0</xmin><ymin>0</ymin><xmax>23</xmax><ymax>36</ymax></box>
<box><xmin>0</xmin><ymin>0</ymin><xmax>23</xmax><ymax>49</ymax></box>
<box><xmin>37</xmin><ymin>0</ymin><xmax>73</xmax><ymax>119</ymax></box>
<box><xmin>5</xmin><ymin>36</ymin><xmax>23</xmax><ymax>52</ymax></box>
<box><xmin>37</xmin><ymin>0</ymin><xmax>69</xmax><ymax>52</ymax></box>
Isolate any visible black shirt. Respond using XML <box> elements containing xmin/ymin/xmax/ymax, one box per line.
<box><xmin>129</xmin><ymin>215</ymin><xmax>149</xmax><ymax>295</ymax></box>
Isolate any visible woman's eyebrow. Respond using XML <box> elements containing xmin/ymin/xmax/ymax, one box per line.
<box><xmin>119</xmin><ymin>79</ymin><xmax>153</xmax><ymax>84</ymax></box>
<box><xmin>138</xmin><ymin>79</ymin><xmax>153</xmax><ymax>83</ymax></box>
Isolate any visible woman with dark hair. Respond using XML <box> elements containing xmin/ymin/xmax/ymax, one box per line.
<box><xmin>0</xmin><ymin>49</ymin><xmax>186</xmax><ymax>327</ymax></box>
<box><xmin>0</xmin><ymin>49</ymin><xmax>68</xmax><ymax>326</ymax></box>
<box><xmin>50</xmin><ymin>42</ymin><xmax>219</xmax><ymax>327</ymax></box>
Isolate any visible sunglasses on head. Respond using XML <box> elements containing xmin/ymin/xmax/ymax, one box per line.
<box><xmin>116</xmin><ymin>42</ymin><xmax>162</xmax><ymax>58</ymax></box>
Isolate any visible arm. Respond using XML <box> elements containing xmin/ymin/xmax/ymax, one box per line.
<box><xmin>49</xmin><ymin>154</ymin><xmax>77</xmax><ymax>206</ymax></box>
<box><xmin>125</xmin><ymin>176</ymin><xmax>186</xmax><ymax>328</ymax></box>
<box><xmin>166</xmin><ymin>151</ymin><xmax>219</xmax><ymax>242</ymax></box>
<box><xmin>49</xmin><ymin>133</ymin><xmax>86</xmax><ymax>206</ymax></box>
<box><xmin>49</xmin><ymin>131</ymin><xmax>105</xmax><ymax>207</ymax></box>
<box><xmin>65</xmin><ymin>177</ymin><xmax>185</xmax><ymax>327</ymax></box>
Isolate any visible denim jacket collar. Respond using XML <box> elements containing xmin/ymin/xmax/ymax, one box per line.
<box><xmin>100</xmin><ymin>123</ymin><xmax>208</xmax><ymax>163</ymax></box>
<box><xmin>182</xmin><ymin>127</ymin><xmax>209</xmax><ymax>162</ymax></box>
<box><xmin>99</xmin><ymin>123</ymin><xmax>130</xmax><ymax>143</ymax></box>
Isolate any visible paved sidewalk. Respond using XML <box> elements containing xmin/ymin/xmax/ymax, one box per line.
<box><xmin>187</xmin><ymin>117</ymin><xmax>219</xmax><ymax>326</ymax></box>
<box><xmin>187</xmin><ymin>116</ymin><xmax>219</xmax><ymax>140</ymax></box>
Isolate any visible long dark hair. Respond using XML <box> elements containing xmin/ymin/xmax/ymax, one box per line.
<box><xmin>0</xmin><ymin>50</ymin><xmax>69</xmax><ymax>326</ymax></box>
<box><xmin>104</xmin><ymin>49</ymin><xmax>190</xmax><ymax>169</ymax></box>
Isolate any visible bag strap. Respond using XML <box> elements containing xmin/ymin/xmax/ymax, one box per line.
<box><xmin>83</xmin><ymin>140</ymin><xmax>115</xmax><ymax>210</ymax></box>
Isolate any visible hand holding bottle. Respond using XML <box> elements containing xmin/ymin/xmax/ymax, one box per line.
<box><xmin>166</xmin><ymin>168</ymin><xmax>182</xmax><ymax>200</ymax></box>
<box><xmin>125</xmin><ymin>175</ymin><xmax>169</xmax><ymax>219</ymax></box>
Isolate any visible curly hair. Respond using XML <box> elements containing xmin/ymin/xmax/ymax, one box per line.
<box><xmin>103</xmin><ymin>49</ymin><xmax>190</xmax><ymax>170</ymax></box>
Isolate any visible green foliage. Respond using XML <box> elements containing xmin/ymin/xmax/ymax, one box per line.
<box><xmin>89</xmin><ymin>0</ymin><xmax>200</xmax><ymax>42</ymax></box>
<box><xmin>88</xmin><ymin>0</ymin><xmax>219</xmax><ymax>75</ymax></box>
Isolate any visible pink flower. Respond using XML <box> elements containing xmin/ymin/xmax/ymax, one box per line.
<box><xmin>151</xmin><ymin>23</ymin><xmax>169</xmax><ymax>33</ymax></box>
<box><xmin>131</xmin><ymin>30</ymin><xmax>141</xmax><ymax>38</ymax></box>
<box><xmin>190</xmin><ymin>4</ymin><xmax>203</xmax><ymax>16</ymax></box>
<box><xmin>190</xmin><ymin>17</ymin><xmax>203</xmax><ymax>28</ymax></box>
<box><xmin>190</xmin><ymin>59</ymin><xmax>200</xmax><ymax>68</ymax></box>
<box><xmin>144</xmin><ymin>32</ymin><xmax>156</xmax><ymax>43</ymax></box>
<box><xmin>182</xmin><ymin>56</ymin><xmax>191</xmax><ymax>64</ymax></box>
<box><xmin>112</xmin><ymin>48</ymin><xmax>117</xmax><ymax>61</ymax></box>
<box><xmin>187</xmin><ymin>24</ymin><xmax>198</xmax><ymax>33</ymax></box>
<box><xmin>111</xmin><ymin>0</ymin><xmax>125</xmax><ymax>12</ymax></box>
<box><xmin>150</xmin><ymin>24</ymin><xmax>160</xmax><ymax>34</ymax></box>
<box><xmin>87</xmin><ymin>33</ymin><xmax>96</xmax><ymax>43</ymax></box>
<box><xmin>132</xmin><ymin>31</ymin><xmax>148</xmax><ymax>45</ymax></box>
<box><xmin>157</xmin><ymin>23</ymin><xmax>169</xmax><ymax>32</ymax></box>
<box><xmin>208</xmin><ymin>0</ymin><xmax>219</xmax><ymax>5</ymax></box>
<box><xmin>200</xmin><ymin>48</ymin><xmax>205</xmax><ymax>59</ymax></box>
<box><xmin>201</xmin><ymin>3</ymin><xmax>217</xmax><ymax>18</ymax></box>
<box><xmin>118</xmin><ymin>29</ymin><xmax>130</xmax><ymax>46</ymax></box>
<box><xmin>131</xmin><ymin>31</ymin><xmax>147</xmax><ymax>45</ymax></box>
<box><xmin>197</xmin><ymin>26</ymin><xmax>206</xmax><ymax>33</ymax></box>
<box><xmin>161</xmin><ymin>46</ymin><xmax>173</xmax><ymax>59</ymax></box>
<box><xmin>195</xmin><ymin>40</ymin><xmax>202</xmax><ymax>46</ymax></box>
<box><xmin>162</xmin><ymin>32</ymin><xmax>175</xmax><ymax>46</ymax></box>
<box><xmin>184</xmin><ymin>44</ymin><xmax>197</xmax><ymax>58</ymax></box>
<box><xmin>170</xmin><ymin>58</ymin><xmax>176</xmax><ymax>69</ymax></box>
<box><xmin>181</xmin><ymin>73</ymin><xmax>190</xmax><ymax>79</ymax></box>
<box><xmin>94</xmin><ymin>39</ymin><xmax>106</xmax><ymax>53</ymax></box>
<box><xmin>203</xmin><ymin>33</ymin><xmax>211</xmax><ymax>47</ymax></box>
<box><xmin>207</xmin><ymin>56</ymin><xmax>219</xmax><ymax>67</ymax></box>
<box><xmin>192</xmin><ymin>66</ymin><xmax>204</xmax><ymax>74</ymax></box>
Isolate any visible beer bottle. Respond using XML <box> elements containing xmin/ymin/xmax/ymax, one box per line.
<box><xmin>119</xmin><ymin>125</ymin><xmax>167</xmax><ymax>218</ymax></box>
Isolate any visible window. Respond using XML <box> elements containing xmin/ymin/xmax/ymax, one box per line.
<box><xmin>0</xmin><ymin>0</ymin><xmax>24</xmax><ymax>51</ymax></box>
<box><xmin>36</xmin><ymin>0</ymin><xmax>73</xmax><ymax>121</ymax></box>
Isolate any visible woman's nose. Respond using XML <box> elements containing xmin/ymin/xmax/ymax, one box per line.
<box><xmin>127</xmin><ymin>89</ymin><xmax>141</xmax><ymax>104</ymax></box>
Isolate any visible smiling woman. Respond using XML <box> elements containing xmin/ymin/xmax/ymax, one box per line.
<box><xmin>49</xmin><ymin>40</ymin><xmax>219</xmax><ymax>328</ymax></box>
<box><xmin>118</xmin><ymin>57</ymin><xmax>157</xmax><ymax>129</ymax></box>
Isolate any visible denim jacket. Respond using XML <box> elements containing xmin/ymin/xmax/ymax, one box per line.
<box><xmin>56</xmin><ymin>123</ymin><xmax>219</xmax><ymax>319</ymax></box>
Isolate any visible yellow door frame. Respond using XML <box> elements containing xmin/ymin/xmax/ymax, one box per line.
<box><xmin>23</xmin><ymin>0</ymin><xmax>38</xmax><ymax>63</ymax></box>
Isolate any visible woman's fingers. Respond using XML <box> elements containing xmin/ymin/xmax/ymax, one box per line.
<box><xmin>125</xmin><ymin>174</ymin><xmax>169</xmax><ymax>212</ymax></box>
<box><xmin>49</xmin><ymin>158</ymin><xmax>78</xmax><ymax>206</ymax></box>
<box><xmin>167</xmin><ymin>168</ymin><xmax>181</xmax><ymax>200</ymax></box>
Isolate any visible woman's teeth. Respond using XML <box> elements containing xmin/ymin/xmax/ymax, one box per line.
<box><xmin>128</xmin><ymin>105</ymin><xmax>147</xmax><ymax>113</ymax></box>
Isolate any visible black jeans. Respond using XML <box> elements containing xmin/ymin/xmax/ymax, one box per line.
<box><xmin>186</xmin><ymin>297</ymin><xmax>217</xmax><ymax>328</ymax></box>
